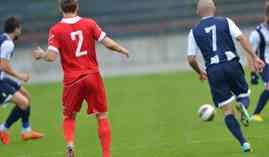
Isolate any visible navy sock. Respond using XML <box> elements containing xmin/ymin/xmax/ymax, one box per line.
<box><xmin>4</xmin><ymin>106</ymin><xmax>21</xmax><ymax>129</ymax></box>
<box><xmin>237</xmin><ymin>97</ymin><xmax>250</xmax><ymax>109</ymax></box>
<box><xmin>254</xmin><ymin>90</ymin><xmax>269</xmax><ymax>114</ymax></box>
<box><xmin>21</xmin><ymin>106</ymin><xmax>31</xmax><ymax>129</ymax></box>
<box><xmin>224</xmin><ymin>114</ymin><xmax>246</xmax><ymax>146</ymax></box>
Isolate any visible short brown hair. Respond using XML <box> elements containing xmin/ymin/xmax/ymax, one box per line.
<box><xmin>4</xmin><ymin>16</ymin><xmax>21</xmax><ymax>33</ymax></box>
<box><xmin>59</xmin><ymin>0</ymin><xmax>78</xmax><ymax>13</ymax></box>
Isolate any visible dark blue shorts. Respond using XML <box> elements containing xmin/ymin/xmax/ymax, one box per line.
<box><xmin>206</xmin><ymin>60</ymin><xmax>249</xmax><ymax>108</ymax></box>
<box><xmin>260</xmin><ymin>64</ymin><xmax>269</xmax><ymax>83</ymax></box>
<box><xmin>0</xmin><ymin>77</ymin><xmax>21</xmax><ymax>105</ymax></box>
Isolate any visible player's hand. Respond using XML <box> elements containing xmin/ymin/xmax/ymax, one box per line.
<box><xmin>253</xmin><ymin>57</ymin><xmax>265</xmax><ymax>73</ymax></box>
<box><xmin>18</xmin><ymin>73</ymin><xmax>30</xmax><ymax>82</ymax></box>
<box><xmin>32</xmin><ymin>47</ymin><xmax>45</xmax><ymax>60</ymax></box>
<box><xmin>125</xmin><ymin>52</ymin><xmax>130</xmax><ymax>58</ymax></box>
<box><xmin>199</xmin><ymin>71</ymin><xmax>208</xmax><ymax>81</ymax></box>
<box><xmin>250</xmin><ymin>72</ymin><xmax>259</xmax><ymax>85</ymax></box>
<box><xmin>122</xmin><ymin>48</ymin><xmax>129</xmax><ymax>58</ymax></box>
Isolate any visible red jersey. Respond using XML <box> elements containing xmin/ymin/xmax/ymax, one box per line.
<box><xmin>48</xmin><ymin>16</ymin><xmax>106</xmax><ymax>86</ymax></box>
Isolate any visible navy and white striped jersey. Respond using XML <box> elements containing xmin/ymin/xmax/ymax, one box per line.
<box><xmin>249</xmin><ymin>23</ymin><xmax>269</xmax><ymax>64</ymax></box>
<box><xmin>187</xmin><ymin>16</ymin><xmax>242</xmax><ymax>68</ymax></box>
<box><xmin>0</xmin><ymin>33</ymin><xmax>15</xmax><ymax>79</ymax></box>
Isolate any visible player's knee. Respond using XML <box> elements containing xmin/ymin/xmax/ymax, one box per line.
<box><xmin>19</xmin><ymin>89</ymin><xmax>32</xmax><ymax>104</ymax></box>
<box><xmin>96</xmin><ymin>112</ymin><xmax>107</xmax><ymax>120</ymax></box>
<box><xmin>63</xmin><ymin>113</ymin><xmax>76</xmax><ymax>121</ymax></box>
<box><xmin>221</xmin><ymin>104</ymin><xmax>233</xmax><ymax>116</ymax></box>
<box><xmin>16</xmin><ymin>99</ymin><xmax>29</xmax><ymax>110</ymax></box>
<box><xmin>20</xmin><ymin>97</ymin><xmax>30</xmax><ymax>108</ymax></box>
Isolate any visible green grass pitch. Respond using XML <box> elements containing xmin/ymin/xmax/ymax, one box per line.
<box><xmin>0</xmin><ymin>71</ymin><xmax>268</xmax><ymax>157</ymax></box>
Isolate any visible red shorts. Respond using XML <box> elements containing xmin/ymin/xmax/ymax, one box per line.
<box><xmin>62</xmin><ymin>73</ymin><xmax>108</xmax><ymax>116</ymax></box>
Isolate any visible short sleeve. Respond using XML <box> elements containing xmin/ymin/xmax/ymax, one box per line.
<box><xmin>0</xmin><ymin>40</ymin><xmax>14</xmax><ymax>60</ymax></box>
<box><xmin>91</xmin><ymin>20</ymin><xmax>106</xmax><ymax>42</ymax></box>
<box><xmin>48</xmin><ymin>28</ymin><xmax>60</xmax><ymax>53</ymax></box>
<box><xmin>227</xmin><ymin>18</ymin><xmax>243</xmax><ymax>38</ymax></box>
<box><xmin>249</xmin><ymin>30</ymin><xmax>260</xmax><ymax>52</ymax></box>
<box><xmin>187</xmin><ymin>30</ymin><xmax>200</xmax><ymax>56</ymax></box>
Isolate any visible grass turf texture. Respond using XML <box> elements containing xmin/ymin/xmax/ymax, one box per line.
<box><xmin>0</xmin><ymin>71</ymin><xmax>268</xmax><ymax>157</ymax></box>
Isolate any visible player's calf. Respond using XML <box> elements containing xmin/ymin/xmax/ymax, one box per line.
<box><xmin>63</xmin><ymin>114</ymin><xmax>76</xmax><ymax>147</ymax></box>
<box><xmin>221</xmin><ymin>104</ymin><xmax>250</xmax><ymax>151</ymax></box>
<box><xmin>253</xmin><ymin>86</ymin><xmax>269</xmax><ymax>116</ymax></box>
<box><xmin>63</xmin><ymin>113</ymin><xmax>76</xmax><ymax>157</ymax></box>
<box><xmin>96</xmin><ymin>113</ymin><xmax>111</xmax><ymax>157</ymax></box>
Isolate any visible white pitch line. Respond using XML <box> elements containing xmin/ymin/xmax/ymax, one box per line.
<box><xmin>14</xmin><ymin>151</ymin><xmax>63</xmax><ymax>157</ymax></box>
<box><xmin>190</xmin><ymin>135</ymin><xmax>269</xmax><ymax>144</ymax></box>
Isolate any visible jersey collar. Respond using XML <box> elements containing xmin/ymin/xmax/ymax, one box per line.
<box><xmin>3</xmin><ymin>33</ymin><xmax>12</xmax><ymax>40</ymax></box>
<box><xmin>202</xmin><ymin>16</ymin><xmax>214</xmax><ymax>20</ymax></box>
<box><xmin>61</xmin><ymin>16</ymin><xmax>81</xmax><ymax>24</ymax></box>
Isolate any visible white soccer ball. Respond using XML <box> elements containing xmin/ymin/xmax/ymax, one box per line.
<box><xmin>198</xmin><ymin>104</ymin><xmax>215</xmax><ymax>121</ymax></box>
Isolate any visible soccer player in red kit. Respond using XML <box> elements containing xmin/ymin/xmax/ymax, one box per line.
<box><xmin>32</xmin><ymin>0</ymin><xmax>129</xmax><ymax>157</ymax></box>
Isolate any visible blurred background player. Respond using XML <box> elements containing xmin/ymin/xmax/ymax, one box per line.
<box><xmin>249</xmin><ymin>1</ymin><xmax>269</xmax><ymax>122</ymax></box>
<box><xmin>187</xmin><ymin>0</ymin><xmax>264</xmax><ymax>152</ymax></box>
<box><xmin>0</xmin><ymin>16</ymin><xmax>44</xmax><ymax>144</ymax></box>
<box><xmin>32</xmin><ymin>0</ymin><xmax>129</xmax><ymax>157</ymax></box>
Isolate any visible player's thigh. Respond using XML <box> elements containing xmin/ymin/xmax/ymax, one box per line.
<box><xmin>227</xmin><ymin>61</ymin><xmax>249</xmax><ymax>97</ymax></box>
<box><xmin>18</xmin><ymin>86</ymin><xmax>31</xmax><ymax>103</ymax></box>
<box><xmin>0</xmin><ymin>81</ymin><xmax>28</xmax><ymax>109</ymax></box>
<box><xmin>62</xmin><ymin>82</ymin><xmax>85</xmax><ymax>116</ymax></box>
<box><xmin>10</xmin><ymin>92</ymin><xmax>29</xmax><ymax>110</ymax></box>
<box><xmin>3</xmin><ymin>78</ymin><xmax>30</xmax><ymax>107</ymax></box>
<box><xmin>207</xmin><ymin>65</ymin><xmax>233</xmax><ymax>108</ymax></box>
<box><xmin>84</xmin><ymin>73</ymin><xmax>108</xmax><ymax>115</ymax></box>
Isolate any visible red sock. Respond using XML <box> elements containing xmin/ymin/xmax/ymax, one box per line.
<box><xmin>98</xmin><ymin>118</ymin><xmax>111</xmax><ymax>157</ymax></box>
<box><xmin>63</xmin><ymin>116</ymin><xmax>75</xmax><ymax>146</ymax></box>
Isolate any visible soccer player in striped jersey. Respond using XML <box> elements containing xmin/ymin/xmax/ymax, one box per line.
<box><xmin>249</xmin><ymin>1</ymin><xmax>269</xmax><ymax>122</ymax></box>
<box><xmin>0</xmin><ymin>17</ymin><xmax>44</xmax><ymax>144</ymax></box>
<box><xmin>187</xmin><ymin>0</ymin><xmax>264</xmax><ymax>152</ymax></box>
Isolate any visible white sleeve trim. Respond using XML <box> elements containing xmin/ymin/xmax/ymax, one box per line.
<box><xmin>227</xmin><ymin>18</ymin><xmax>242</xmax><ymax>38</ymax></box>
<box><xmin>249</xmin><ymin>31</ymin><xmax>260</xmax><ymax>52</ymax></box>
<box><xmin>187</xmin><ymin>30</ymin><xmax>200</xmax><ymax>56</ymax></box>
<box><xmin>0</xmin><ymin>40</ymin><xmax>14</xmax><ymax>60</ymax></box>
<box><xmin>48</xmin><ymin>46</ymin><xmax>59</xmax><ymax>53</ymax></box>
<box><xmin>98</xmin><ymin>32</ymin><xmax>106</xmax><ymax>42</ymax></box>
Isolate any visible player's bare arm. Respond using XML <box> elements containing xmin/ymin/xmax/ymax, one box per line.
<box><xmin>101</xmin><ymin>37</ymin><xmax>129</xmax><ymax>58</ymax></box>
<box><xmin>237</xmin><ymin>34</ymin><xmax>265</xmax><ymax>72</ymax></box>
<box><xmin>187</xmin><ymin>55</ymin><xmax>207</xmax><ymax>81</ymax></box>
<box><xmin>0</xmin><ymin>58</ymin><xmax>29</xmax><ymax>82</ymax></box>
<box><xmin>32</xmin><ymin>47</ymin><xmax>57</xmax><ymax>62</ymax></box>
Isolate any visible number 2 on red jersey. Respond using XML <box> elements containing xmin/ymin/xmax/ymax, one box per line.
<box><xmin>70</xmin><ymin>30</ymin><xmax>87</xmax><ymax>57</ymax></box>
